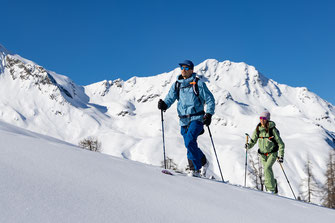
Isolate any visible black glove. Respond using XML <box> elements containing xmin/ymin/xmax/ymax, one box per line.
<box><xmin>158</xmin><ymin>99</ymin><xmax>168</xmax><ymax>111</ymax></box>
<box><xmin>203</xmin><ymin>113</ymin><xmax>212</xmax><ymax>126</ymax></box>
<box><xmin>277</xmin><ymin>157</ymin><xmax>284</xmax><ymax>163</ymax></box>
<box><xmin>245</xmin><ymin>143</ymin><xmax>250</xmax><ymax>150</ymax></box>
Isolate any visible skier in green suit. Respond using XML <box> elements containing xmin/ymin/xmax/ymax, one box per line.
<box><xmin>246</xmin><ymin>111</ymin><xmax>285</xmax><ymax>194</ymax></box>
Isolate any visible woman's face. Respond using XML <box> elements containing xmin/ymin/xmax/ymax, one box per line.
<box><xmin>260</xmin><ymin>117</ymin><xmax>268</xmax><ymax>127</ymax></box>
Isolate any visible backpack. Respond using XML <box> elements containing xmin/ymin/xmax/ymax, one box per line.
<box><xmin>256</xmin><ymin>123</ymin><xmax>279</xmax><ymax>155</ymax></box>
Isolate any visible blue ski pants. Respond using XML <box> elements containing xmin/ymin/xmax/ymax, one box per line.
<box><xmin>180</xmin><ymin>120</ymin><xmax>205</xmax><ymax>171</ymax></box>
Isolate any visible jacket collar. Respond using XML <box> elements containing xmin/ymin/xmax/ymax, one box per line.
<box><xmin>177</xmin><ymin>73</ymin><xmax>196</xmax><ymax>83</ymax></box>
<box><xmin>258</xmin><ymin>121</ymin><xmax>276</xmax><ymax>129</ymax></box>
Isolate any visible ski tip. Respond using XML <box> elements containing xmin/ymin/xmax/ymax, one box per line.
<box><xmin>161</xmin><ymin>169</ymin><xmax>173</xmax><ymax>175</ymax></box>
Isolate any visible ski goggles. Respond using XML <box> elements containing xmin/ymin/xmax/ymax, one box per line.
<box><xmin>260</xmin><ymin>117</ymin><xmax>268</xmax><ymax>120</ymax></box>
<box><xmin>180</xmin><ymin>66</ymin><xmax>191</xmax><ymax>71</ymax></box>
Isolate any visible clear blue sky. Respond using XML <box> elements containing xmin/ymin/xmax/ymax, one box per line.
<box><xmin>2</xmin><ymin>0</ymin><xmax>334</xmax><ymax>105</ymax></box>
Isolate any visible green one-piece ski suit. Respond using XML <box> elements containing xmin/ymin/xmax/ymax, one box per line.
<box><xmin>247</xmin><ymin>121</ymin><xmax>285</xmax><ymax>193</ymax></box>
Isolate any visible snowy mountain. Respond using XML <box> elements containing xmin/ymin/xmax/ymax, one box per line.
<box><xmin>0</xmin><ymin>44</ymin><xmax>334</xmax><ymax>204</ymax></box>
<box><xmin>0</xmin><ymin>120</ymin><xmax>334</xmax><ymax>223</ymax></box>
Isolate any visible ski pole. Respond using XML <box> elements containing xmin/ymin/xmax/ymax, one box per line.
<box><xmin>244</xmin><ymin>133</ymin><xmax>249</xmax><ymax>187</ymax></box>
<box><xmin>278</xmin><ymin>162</ymin><xmax>297</xmax><ymax>199</ymax></box>
<box><xmin>207</xmin><ymin>126</ymin><xmax>224</xmax><ymax>182</ymax></box>
<box><xmin>161</xmin><ymin>110</ymin><xmax>167</xmax><ymax>169</ymax></box>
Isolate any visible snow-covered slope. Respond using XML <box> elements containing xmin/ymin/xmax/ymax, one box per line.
<box><xmin>0</xmin><ymin>44</ymin><xmax>334</xmax><ymax>204</ymax></box>
<box><xmin>0</xmin><ymin>120</ymin><xmax>334</xmax><ymax>223</ymax></box>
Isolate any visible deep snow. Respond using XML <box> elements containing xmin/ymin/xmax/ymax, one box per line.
<box><xmin>0</xmin><ymin>121</ymin><xmax>334</xmax><ymax>223</ymax></box>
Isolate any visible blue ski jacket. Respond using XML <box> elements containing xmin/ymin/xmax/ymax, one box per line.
<box><xmin>164</xmin><ymin>73</ymin><xmax>215</xmax><ymax>126</ymax></box>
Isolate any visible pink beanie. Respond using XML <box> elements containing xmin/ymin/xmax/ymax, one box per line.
<box><xmin>260</xmin><ymin>111</ymin><xmax>271</xmax><ymax>120</ymax></box>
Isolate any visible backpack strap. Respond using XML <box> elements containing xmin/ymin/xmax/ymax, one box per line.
<box><xmin>256</xmin><ymin>123</ymin><xmax>262</xmax><ymax>136</ymax></box>
<box><xmin>175</xmin><ymin>81</ymin><xmax>181</xmax><ymax>101</ymax></box>
<box><xmin>190</xmin><ymin>77</ymin><xmax>200</xmax><ymax>97</ymax></box>
<box><xmin>178</xmin><ymin>110</ymin><xmax>205</xmax><ymax>119</ymax></box>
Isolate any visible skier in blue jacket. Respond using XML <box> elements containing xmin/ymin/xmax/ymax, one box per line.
<box><xmin>158</xmin><ymin>60</ymin><xmax>215</xmax><ymax>177</ymax></box>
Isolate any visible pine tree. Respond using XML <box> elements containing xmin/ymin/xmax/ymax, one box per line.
<box><xmin>248</xmin><ymin>152</ymin><xmax>264</xmax><ymax>191</ymax></box>
<box><xmin>323</xmin><ymin>151</ymin><xmax>335</xmax><ymax>209</ymax></box>
<box><xmin>161</xmin><ymin>157</ymin><xmax>179</xmax><ymax>171</ymax></box>
<box><xmin>299</xmin><ymin>155</ymin><xmax>321</xmax><ymax>203</ymax></box>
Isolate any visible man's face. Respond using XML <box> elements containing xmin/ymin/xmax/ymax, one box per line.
<box><xmin>181</xmin><ymin>65</ymin><xmax>193</xmax><ymax>79</ymax></box>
